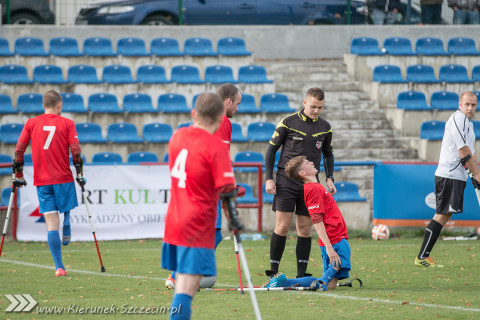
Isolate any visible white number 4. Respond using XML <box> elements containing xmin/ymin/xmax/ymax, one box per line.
<box><xmin>171</xmin><ymin>149</ymin><xmax>188</xmax><ymax>188</ymax></box>
<box><xmin>43</xmin><ymin>126</ymin><xmax>56</xmax><ymax>150</ymax></box>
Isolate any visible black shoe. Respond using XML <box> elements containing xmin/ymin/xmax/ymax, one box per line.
<box><xmin>296</xmin><ymin>273</ymin><xmax>312</xmax><ymax>278</ymax></box>
<box><xmin>265</xmin><ymin>270</ymin><xmax>277</xmax><ymax>277</ymax></box>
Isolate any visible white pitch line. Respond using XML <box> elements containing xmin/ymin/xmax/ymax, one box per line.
<box><xmin>2</xmin><ymin>259</ymin><xmax>479</xmax><ymax>313</ymax></box>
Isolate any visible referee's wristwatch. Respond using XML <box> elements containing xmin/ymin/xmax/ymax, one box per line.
<box><xmin>326</xmin><ymin>176</ymin><xmax>334</xmax><ymax>183</ymax></box>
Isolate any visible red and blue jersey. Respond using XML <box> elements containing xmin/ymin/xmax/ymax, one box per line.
<box><xmin>15</xmin><ymin>114</ymin><xmax>79</xmax><ymax>186</ymax></box>
<box><xmin>304</xmin><ymin>183</ymin><xmax>348</xmax><ymax>246</ymax></box>
<box><xmin>164</xmin><ymin>126</ymin><xmax>235</xmax><ymax>249</ymax></box>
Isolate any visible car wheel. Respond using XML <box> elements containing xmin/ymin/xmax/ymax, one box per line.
<box><xmin>141</xmin><ymin>15</ymin><xmax>174</xmax><ymax>25</ymax></box>
<box><xmin>313</xmin><ymin>19</ymin><xmax>334</xmax><ymax>25</ymax></box>
<box><xmin>11</xmin><ymin>13</ymin><xmax>42</xmax><ymax>24</ymax></box>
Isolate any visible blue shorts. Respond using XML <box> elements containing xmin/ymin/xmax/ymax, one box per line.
<box><xmin>216</xmin><ymin>200</ymin><xmax>222</xmax><ymax>229</ymax></box>
<box><xmin>36</xmin><ymin>182</ymin><xmax>78</xmax><ymax>214</ymax></box>
<box><xmin>320</xmin><ymin>238</ymin><xmax>351</xmax><ymax>280</ymax></box>
<box><xmin>161</xmin><ymin>243</ymin><xmax>216</xmax><ymax>276</ymax></box>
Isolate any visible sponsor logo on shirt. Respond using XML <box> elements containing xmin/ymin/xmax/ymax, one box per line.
<box><xmin>293</xmin><ymin>137</ymin><xmax>303</xmax><ymax>140</ymax></box>
<box><xmin>224</xmin><ymin>172</ymin><xmax>235</xmax><ymax>177</ymax></box>
<box><xmin>308</xmin><ymin>204</ymin><xmax>319</xmax><ymax>210</ymax></box>
<box><xmin>222</xmin><ymin>140</ymin><xmax>230</xmax><ymax>145</ymax></box>
<box><xmin>316</xmin><ymin>141</ymin><xmax>322</xmax><ymax>149</ymax></box>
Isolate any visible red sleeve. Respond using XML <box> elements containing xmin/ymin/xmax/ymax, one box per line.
<box><xmin>212</xmin><ymin>140</ymin><xmax>235</xmax><ymax>190</ymax></box>
<box><xmin>14</xmin><ymin>120</ymin><xmax>32</xmax><ymax>163</ymax></box>
<box><xmin>304</xmin><ymin>186</ymin><xmax>325</xmax><ymax>224</ymax></box>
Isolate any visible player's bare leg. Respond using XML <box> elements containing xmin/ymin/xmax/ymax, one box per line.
<box><xmin>44</xmin><ymin>211</ymin><xmax>66</xmax><ymax>276</ymax></box>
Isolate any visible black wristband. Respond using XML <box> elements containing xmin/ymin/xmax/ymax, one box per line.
<box><xmin>326</xmin><ymin>176</ymin><xmax>334</xmax><ymax>183</ymax></box>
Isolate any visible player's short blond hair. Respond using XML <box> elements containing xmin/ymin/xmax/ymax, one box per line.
<box><xmin>285</xmin><ymin>155</ymin><xmax>307</xmax><ymax>182</ymax></box>
<box><xmin>306</xmin><ymin>87</ymin><xmax>324</xmax><ymax>101</ymax></box>
<box><xmin>43</xmin><ymin>89</ymin><xmax>62</xmax><ymax>109</ymax></box>
<box><xmin>195</xmin><ymin>93</ymin><xmax>224</xmax><ymax>125</ymax></box>
<box><xmin>460</xmin><ymin>91</ymin><xmax>477</xmax><ymax>102</ymax></box>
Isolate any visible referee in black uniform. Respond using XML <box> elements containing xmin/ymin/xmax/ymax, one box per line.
<box><xmin>265</xmin><ymin>87</ymin><xmax>336</xmax><ymax>278</ymax></box>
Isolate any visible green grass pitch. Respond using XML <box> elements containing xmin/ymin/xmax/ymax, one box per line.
<box><xmin>1</xmin><ymin>234</ymin><xmax>479</xmax><ymax>319</ymax></box>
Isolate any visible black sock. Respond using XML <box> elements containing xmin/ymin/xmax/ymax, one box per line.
<box><xmin>418</xmin><ymin>220</ymin><xmax>443</xmax><ymax>259</ymax></box>
<box><xmin>270</xmin><ymin>232</ymin><xmax>286</xmax><ymax>273</ymax></box>
<box><xmin>296</xmin><ymin>236</ymin><xmax>311</xmax><ymax>277</ymax></box>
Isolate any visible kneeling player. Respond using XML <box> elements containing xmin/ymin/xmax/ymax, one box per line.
<box><xmin>263</xmin><ymin>155</ymin><xmax>351</xmax><ymax>291</ymax></box>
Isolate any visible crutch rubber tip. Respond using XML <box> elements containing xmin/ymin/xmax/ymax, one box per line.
<box><xmin>100</xmin><ymin>266</ymin><xmax>106</xmax><ymax>272</ymax></box>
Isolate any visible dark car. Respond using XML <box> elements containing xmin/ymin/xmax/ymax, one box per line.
<box><xmin>1</xmin><ymin>0</ymin><xmax>55</xmax><ymax>24</ymax></box>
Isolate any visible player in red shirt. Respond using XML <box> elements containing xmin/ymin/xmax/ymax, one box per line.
<box><xmin>262</xmin><ymin>155</ymin><xmax>350</xmax><ymax>291</ymax></box>
<box><xmin>13</xmin><ymin>90</ymin><xmax>85</xmax><ymax>277</ymax></box>
<box><xmin>161</xmin><ymin>93</ymin><xmax>242</xmax><ymax>320</ymax></box>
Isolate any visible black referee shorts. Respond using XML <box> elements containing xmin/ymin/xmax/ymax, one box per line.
<box><xmin>272</xmin><ymin>170</ymin><xmax>309</xmax><ymax>216</ymax></box>
<box><xmin>435</xmin><ymin>176</ymin><xmax>466</xmax><ymax>214</ymax></box>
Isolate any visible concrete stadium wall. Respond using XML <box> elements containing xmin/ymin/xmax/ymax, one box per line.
<box><xmin>1</xmin><ymin>25</ymin><xmax>478</xmax><ymax>60</ymax></box>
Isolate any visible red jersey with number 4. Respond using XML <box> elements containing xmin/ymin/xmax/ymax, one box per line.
<box><xmin>304</xmin><ymin>183</ymin><xmax>348</xmax><ymax>246</ymax></box>
<box><xmin>164</xmin><ymin>126</ymin><xmax>235</xmax><ymax>249</ymax></box>
<box><xmin>16</xmin><ymin>114</ymin><xmax>78</xmax><ymax>186</ymax></box>
<box><xmin>214</xmin><ymin>115</ymin><xmax>232</xmax><ymax>152</ymax></box>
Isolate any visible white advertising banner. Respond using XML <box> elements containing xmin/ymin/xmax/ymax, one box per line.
<box><xmin>17</xmin><ymin>165</ymin><xmax>170</xmax><ymax>241</ymax></box>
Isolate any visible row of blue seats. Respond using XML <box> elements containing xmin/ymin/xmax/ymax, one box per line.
<box><xmin>0</xmin><ymin>64</ymin><xmax>272</xmax><ymax>85</ymax></box>
<box><xmin>0</xmin><ymin>180</ymin><xmax>365</xmax><ymax>207</ymax></box>
<box><xmin>374</xmin><ymin>64</ymin><xmax>480</xmax><ymax>84</ymax></box>
<box><xmin>421</xmin><ymin>120</ymin><xmax>480</xmax><ymax>140</ymax></box>
<box><xmin>0</xmin><ymin>36</ymin><xmax>251</xmax><ymax>57</ymax></box>
<box><xmin>0</xmin><ymin>92</ymin><xmax>294</xmax><ymax>114</ymax></box>
<box><xmin>397</xmin><ymin>90</ymin><xmax>480</xmax><ymax>111</ymax></box>
<box><xmin>351</xmin><ymin>36</ymin><xmax>480</xmax><ymax>56</ymax></box>
<box><xmin>0</xmin><ymin>121</ymin><xmax>277</xmax><ymax>144</ymax></box>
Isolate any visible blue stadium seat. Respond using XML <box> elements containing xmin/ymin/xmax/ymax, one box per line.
<box><xmin>231</xmin><ymin>122</ymin><xmax>248</xmax><ymax>142</ymax></box>
<box><xmin>471</xmin><ymin>120</ymin><xmax>480</xmax><ymax>139</ymax></box>
<box><xmin>447</xmin><ymin>37</ymin><xmax>480</xmax><ymax>55</ymax></box>
<box><xmin>33</xmin><ymin>65</ymin><xmax>67</xmax><ymax>84</ymax></box>
<box><xmin>83</xmin><ymin>37</ymin><xmax>116</xmax><ymax>56</ymax></box>
<box><xmin>0</xmin><ymin>123</ymin><xmax>24</xmax><ymax>144</ymax></box>
<box><xmin>274</xmin><ymin>151</ymin><xmax>280</xmax><ymax>171</ymax></box>
<box><xmin>107</xmin><ymin>123</ymin><xmax>143</xmax><ymax>143</ymax></box>
<box><xmin>102</xmin><ymin>65</ymin><xmax>136</xmax><ymax>84</ymax></box>
<box><xmin>157</xmin><ymin>93</ymin><xmax>190</xmax><ymax>113</ymax></box>
<box><xmin>17</xmin><ymin>93</ymin><xmax>43</xmax><ymax>113</ymax></box>
<box><xmin>373</xmin><ymin>65</ymin><xmax>407</xmax><ymax>83</ymax></box>
<box><xmin>184</xmin><ymin>37</ymin><xmax>217</xmax><ymax>56</ymax></box>
<box><xmin>150</xmin><ymin>38</ymin><xmax>184</xmax><ymax>56</ymax></box>
<box><xmin>383</xmin><ymin>37</ymin><xmax>415</xmax><ymax>56</ymax></box>
<box><xmin>205</xmin><ymin>65</ymin><xmax>237</xmax><ymax>84</ymax></box>
<box><xmin>333</xmin><ymin>182</ymin><xmax>366</xmax><ymax>202</ymax></box>
<box><xmin>143</xmin><ymin>123</ymin><xmax>173</xmax><ymax>143</ymax></box>
<box><xmin>123</xmin><ymin>93</ymin><xmax>156</xmax><ymax>113</ymax></box>
<box><xmin>415</xmin><ymin>37</ymin><xmax>448</xmax><ymax>55</ymax></box>
<box><xmin>0</xmin><ymin>154</ymin><xmax>13</xmax><ymax>175</ymax></box>
<box><xmin>61</xmin><ymin>93</ymin><xmax>87</xmax><ymax>113</ymax></box>
<box><xmin>439</xmin><ymin>64</ymin><xmax>473</xmax><ymax>83</ymax></box>
<box><xmin>191</xmin><ymin>93</ymin><xmax>201</xmax><ymax>109</ymax></box>
<box><xmin>0</xmin><ymin>94</ymin><xmax>16</xmax><ymax>114</ymax></box>
<box><xmin>217</xmin><ymin>37</ymin><xmax>251</xmax><ymax>56</ymax></box>
<box><xmin>91</xmin><ymin>152</ymin><xmax>123</xmax><ymax>164</ymax></box>
<box><xmin>238</xmin><ymin>65</ymin><xmax>273</xmax><ymax>83</ymax></box>
<box><xmin>262</xmin><ymin>183</ymin><xmax>274</xmax><ymax>203</ymax></box>
<box><xmin>177</xmin><ymin>121</ymin><xmax>193</xmax><ymax>129</ymax></box>
<box><xmin>88</xmin><ymin>93</ymin><xmax>122</xmax><ymax>113</ymax></box>
<box><xmin>420</xmin><ymin>121</ymin><xmax>445</xmax><ymax>140</ymax></box>
<box><xmin>234</xmin><ymin>151</ymin><xmax>265</xmax><ymax>173</ymax></box>
<box><xmin>236</xmin><ymin>183</ymin><xmax>258</xmax><ymax>204</ymax></box>
<box><xmin>236</xmin><ymin>93</ymin><xmax>259</xmax><ymax>113</ymax></box>
<box><xmin>0</xmin><ymin>38</ymin><xmax>13</xmax><ymax>56</ymax></box>
<box><xmin>472</xmin><ymin>65</ymin><xmax>480</xmax><ymax>82</ymax></box>
<box><xmin>75</xmin><ymin>122</ymin><xmax>107</xmax><ymax>143</ymax></box>
<box><xmin>68</xmin><ymin>64</ymin><xmax>102</xmax><ymax>84</ymax></box>
<box><xmin>406</xmin><ymin>64</ymin><xmax>440</xmax><ymax>83</ymax></box>
<box><xmin>117</xmin><ymin>37</ymin><xmax>149</xmax><ymax>56</ymax></box>
<box><xmin>247</xmin><ymin>122</ymin><xmax>276</xmax><ymax>142</ymax></box>
<box><xmin>396</xmin><ymin>91</ymin><xmax>430</xmax><ymax>110</ymax></box>
<box><xmin>137</xmin><ymin>65</ymin><xmax>171</xmax><ymax>84</ymax></box>
<box><xmin>430</xmin><ymin>91</ymin><xmax>459</xmax><ymax>110</ymax></box>
<box><xmin>163</xmin><ymin>153</ymin><xmax>169</xmax><ymax>163</ymax></box>
<box><xmin>49</xmin><ymin>37</ymin><xmax>83</xmax><ymax>56</ymax></box>
<box><xmin>350</xmin><ymin>37</ymin><xmax>385</xmax><ymax>55</ymax></box>
<box><xmin>260</xmin><ymin>93</ymin><xmax>294</xmax><ymax>113</ymax></box>
<box><xmin>24</xmin><ymin>153</ymin><xmax>33</xmax><ymax>165</ymax></box>
<box><xmin>171</xmin><ymin>65</ymin><xmax>205</xmax><ymax>84</ymax></box>
<box><xmin>127</xmin><ymin>151</ymin><xmax>159</xmax><ymax>163</ymax></box>
<box><xmin>14</xmin><ymin>37</ymin><xmax>48</xmax><ymax>56</ymax></box>
<box><xmin>0</xmin><ymin>65</ymin><xmax>32</xmax><ymax>84</ymax></box>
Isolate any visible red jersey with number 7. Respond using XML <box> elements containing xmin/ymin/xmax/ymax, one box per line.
<box><xmin>164</xmin><ymin>126</ymin><xmax>235</xmax><ymax>249</ymax></box>
<box><xmin>15</xmin><ymin>114</ymin><xmax>79</xmax><ymax>186</ymax></box>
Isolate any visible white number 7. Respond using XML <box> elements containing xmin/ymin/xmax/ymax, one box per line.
<box><xmin>43</xmin><ymin>126</ymin><xmax>56</xmax><ymax>150</ymax></box>
<box><xmin>171</xmin><ymin>149</ymin><xmax>188</xmax><ymax>188</ymax></box>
